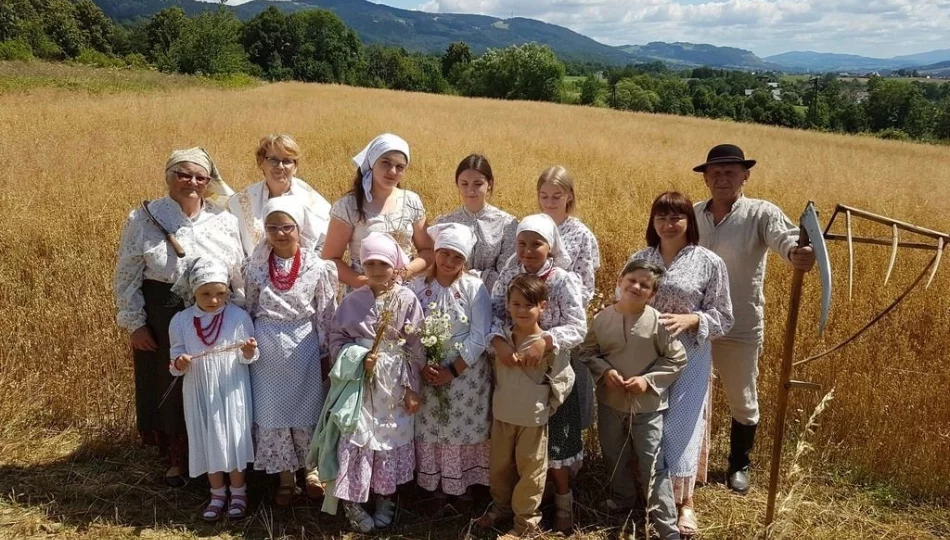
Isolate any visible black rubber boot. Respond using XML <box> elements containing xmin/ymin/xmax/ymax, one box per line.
<box><xmin>727</xmin><ymin>418</ymin><xmax>757</xmax><ymax>494</ymax></box>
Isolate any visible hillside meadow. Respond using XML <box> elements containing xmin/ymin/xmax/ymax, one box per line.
<box><xmin>1</xmin><ymin>62</ymin><xmax>949</xmax><ymax>538</ymax></box>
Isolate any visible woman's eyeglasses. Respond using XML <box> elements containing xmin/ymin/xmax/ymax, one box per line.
<box><xmin>265</xmin><ymin>156</ymin><xmax>297</xmax><ymax>167</ymax></box>
<box><xmin>173</xmin><ymin>170</ymin><xmax>212</xmax><ymax>184</ymax></box>
<box><xmin>264</xmin><ymin>223</ymin><xmax>298</xmax><ymax>234</ymax></box>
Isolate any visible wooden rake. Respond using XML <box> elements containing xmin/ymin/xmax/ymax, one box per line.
<box><xmin>764</xmin><ymin>203</ymin><xmax>949</xmax><ymax>531</ymax></box>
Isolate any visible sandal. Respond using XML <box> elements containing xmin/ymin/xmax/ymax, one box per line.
<box><xmin>273</xmin><ymin>484</ymin><xmax>295</xmax><ymax>507</ymax></box>
<box><xmin>227</xmin><ymin>493</ymin><xmax>248</xmax><ymax>520</ymax></box>
<box><xmin>163</xmin><ymin>466</ymin><xmax>188</xmax><ymax>488</ymax></box>
<box><xmin>202</xmin><ymin>494</ymin><xmax>228</xmax><ymax>522</ymax></box>
<box><xmin>678</xmin><ymin>506</ymin><xmax>699</xmax><ymax>537</ymax></box>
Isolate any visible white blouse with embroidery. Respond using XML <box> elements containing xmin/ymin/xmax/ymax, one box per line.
<box><xmin>329</xmin><ymin>190</ymin><xmax>426</xmax><ymax>273</ymax></box>
<box><xmin>489</xmin><ymin>259</ymin><xmax>587</xmax><ymax>353</ymax></box>
<box><xmin>114</xmin><ymin>196</ymin><xmax>245</xmax><ymax>332</ymax></box>
<box><xmin>558</xmin><ymin>216</ymin><xmax>601</xmax><ymax>307</ymax></box>
<box><xmin>227</xmin><ymin>177</ymin><xmax>332</xmax><ymax>256</ymax></box>
<box><xmin>243</xmin><ymin>248</ymin><xmax>339</xmax><ymax>357</ymax></box>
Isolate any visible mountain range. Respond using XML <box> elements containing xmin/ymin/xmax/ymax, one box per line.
<box><xmin>92</xmin><ymin>0</ymin><xmax>950</xmax><ymax>73</ymax></box>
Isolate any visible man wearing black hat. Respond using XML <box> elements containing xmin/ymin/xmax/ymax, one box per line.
<box><xmin>693</xmin><ymin>144</ymin><xmax>815</xmax><ymax>494</ymax></box>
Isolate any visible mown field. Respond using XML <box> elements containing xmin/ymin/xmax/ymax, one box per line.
<box><xmin>1</xmin><ymin>61</ymin><xmax>949</xmax><ymax>539</ymax></box>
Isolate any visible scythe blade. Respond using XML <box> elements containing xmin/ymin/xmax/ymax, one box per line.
<box><xmin>801</xmin><ymin>202</ymin><xmax>832</xmax><ymax>335</ymax></box>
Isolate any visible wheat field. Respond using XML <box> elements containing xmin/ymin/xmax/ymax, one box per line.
<box><xmin>1</xmin><ymin>66</ymin><xmax>950</xmax><ymax>538</ymax></box>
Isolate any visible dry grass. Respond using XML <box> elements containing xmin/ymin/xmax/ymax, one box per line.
<box><xmin>1</xmin><ymin>63</ymin><xmax>950</xmax><ymax>538</ymax></box>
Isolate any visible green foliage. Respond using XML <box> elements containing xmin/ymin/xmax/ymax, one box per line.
<box><xmin>441</xmin><ymin>41</ymin><xmax>471</xmax><ymax>80</ymax></box>
<box><xmin>166</xmin><ymin>10</ymin><xmax>249</xmax><ymax>76</ymax></box>
<box><xmin>612</xmin><ymin>78</ymin><xmax>659</xmax><ymax>112</ymax></box>
<box><xmin>579</xmin><ymin>74</ymin><xmax>605</xmax><ymax>106</ymax></box>
<box><xmin>74</xmin><ymin>47</ymin><xmax>122</xmax><ymax>67</ymax></box>
<box><xmin>462</xmin><ymin>42</ymin><xmax>565</xmax><ymax>102</ymax></box>
<box><xmin>0</xmin><ymin>38</ymin><xmax>33</xmax><ymax>61</ymax></box>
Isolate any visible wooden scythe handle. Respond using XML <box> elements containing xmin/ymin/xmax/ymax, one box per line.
<box><xmin>765</xmin><ymin>224</ymin><xmax>811</xmax><ymax>527</ymax></box>
<box><xmin>166</xmin><ymin>233</ymin><xmax>186</xmax><ymax>258</ymax></box>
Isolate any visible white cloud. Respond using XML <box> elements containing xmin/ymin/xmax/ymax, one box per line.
<box><xmin>412</xmin><ymin>0</ymin><xmax>950</xmax><ymax>57</ymax></box>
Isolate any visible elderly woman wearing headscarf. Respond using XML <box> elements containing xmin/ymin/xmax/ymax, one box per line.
<box><xmin>113</xmin><ymin>147</ymin><xmax>244</xmax><ymax>487</ymax></box>
<box><xmin>487</xmin><ymin>213</ymin><xmax>587</xmax><ymax>533</ymax></box>
<box><xmin>228</xmin><ymin>134</ymin><xmax>333</xmax><ymax>256</ymax></box>
<box><xmin>407</xmin><ymin>223</ymin><xmax>493</xmax><ymax>499</ymax></box>
<box><xmin>242</xmin><ymin>196</ymin><xmax>339</xmax><ymax>506</ymax></box>
<box><xmin>322</xmin><ymin>133</ymin><xmax>434</xmax><ymax>291</ymax></box>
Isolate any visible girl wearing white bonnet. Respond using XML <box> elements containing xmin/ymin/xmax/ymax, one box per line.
<box><xmin>488</xmin><ymin>213</ymin><xmax>588</xmax><ymax>532</ymax></box>
<box><xmin>407</xmin><ymin>223</ymin><xmax>494</xmax><ymax>498</ymax></box>
<box><xmin>323</xmin><ymin>133</ymin><xmax>434</xmax><ymax>291</ymax></box>
<box><xmin>113</xmin><ymin>146</ymin><xmax>244</xmax><ymax>487</ymax></box>
<box><xmin>242</xmin><ymin>196</ymin><xmax>339</xmax><ymax>506</ymax></box>
<box><xmin>168</xmin><ymin>256</ymin><xmax>258</xmax><ymax>521</ymax></box>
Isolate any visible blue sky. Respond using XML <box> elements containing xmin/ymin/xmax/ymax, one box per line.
<box><xmin>369</xmin><ymin>0</ymin><xmax>950</xmax><ymax>57</ymax></box>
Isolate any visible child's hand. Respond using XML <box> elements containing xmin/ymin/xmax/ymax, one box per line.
<box><xmin>493</xmin><ymin>338</ymin><xmax>518</xmax><ymax>367</ymax></box>
<box><xmin>605</xmin><ymin>369</ymin><xmax>625</xmax><ymax>389</ymax></box>
<box><xmin>624</xmin><ymin>376</ymin><xmax>649</xmax><ymax>395</ymax></box>
<box><xmin>173</xmin><ymin>354</ymin><xmax>192</xmax><ymax>372</ymax></box>
<box><xmin>241</xmin><ymin>338</ymin><xmax>257</xmax><ymax>359</ymax></box>
<box><xmin>403</xmin><ymin>388</ymin><xmax>421</xmax><ymax>414</ymax></box>
<box><xmin>521</xmin><ymin>338</ymin><xmax>547</xmax><ymax>367</ymax></box>
<box><xmin>363</xmin><ymin>352</ymin><xmax>378</xmax><ymax>373</ymax></box>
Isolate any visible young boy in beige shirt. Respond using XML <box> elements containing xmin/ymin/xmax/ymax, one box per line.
<box><xmin>579</xmin><ymin>260</ymin><xmax>687</xmax><ymax>540</ymax></box>
<box><xmin>477</xmin><ymin>274</ymin><xmax>575</xmax><ymax>538</ymax></box>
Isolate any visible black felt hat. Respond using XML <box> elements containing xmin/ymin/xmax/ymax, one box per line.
<box><xmin>692</xmin><ymin>144</ymin><xmax>756</xmax><ymax>172</ymax></box>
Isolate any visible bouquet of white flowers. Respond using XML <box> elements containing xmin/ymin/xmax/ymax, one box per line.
<box><xmin>407</xmin><ymin>302</ymin><xmax>466</xmax><ymax>425</ymax></box>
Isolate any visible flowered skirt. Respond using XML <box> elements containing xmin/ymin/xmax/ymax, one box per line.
<box><xmin>415</xmin><ymin>441</ymin><xmax>490</xmax><ymax>495</ymax></box>
<box><xmin>333</xmin><ymin>440</ymin><xmax>416</xmax><ymax>503</ymax></box>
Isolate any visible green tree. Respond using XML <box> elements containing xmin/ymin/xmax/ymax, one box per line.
<box><xmin>145</xmin><ymin>7</ymin><xmax>187</xmax><ymax>65</ymax></box>
<box><xmin>655</xmin><ymin>78</ymin><xmax>693</xmax><ymax>115</ymax></box>
<box><xmin>579</xmin><ymin>74</ymin><xmax>605</xmax><ymax>106</ymax></box>
<box><xmin>240</xmin><ymin>6</ymin><xmax>291</xmax><ymax>80</ymax></box>
<box><xmin>462</xmin><ymin>42</ymin><xmax>565</xmax><ymax>102</ymax></box>
<box><xmin>613</xmin><ymin>78</ymin><xmax>659</xmax><ymax>112</ymax></box>
<box><xmin>441</xmin><ymin>41</ymin><xmax>472</xmax><ymax>80</ymax></box>
<box><xmin>287</xmin><ymin>9</ymin><xmax>362</xmax><ymax>83</ymax></box>
<box><xmin>167</xmin><ymin>10</ymin><xmax>249</xmax><ymax>75</ymax></box>
<box><xmin>72</xmin><ymin>0</ymin><xmax>114</xmax><ymax>54</ymax></box>
<box><xmin>934</xmin><ymin>98</ymin><xmax>950</xmax><ymax>140</ymax></box>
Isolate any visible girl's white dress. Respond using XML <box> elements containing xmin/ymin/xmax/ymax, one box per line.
<box><xmin>169</xmin><ymin>303</ymin><xmax>258</xmax><ymax>478</ymax></box>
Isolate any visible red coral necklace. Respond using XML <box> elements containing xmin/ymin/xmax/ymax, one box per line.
<box><xmin>193</xmin><ymin>311</ymin><xmax>225</xmax><ymax>346</ymax></box>
<box><xmin>269</xmin><ymin>249</ymin><xmax>301</xmax><ymax>291</ymax></box>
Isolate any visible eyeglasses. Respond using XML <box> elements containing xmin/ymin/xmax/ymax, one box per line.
<box><xmin>265</xmin><ymin>156</ymin><xmax>297</xmax><ymax>167</ymax></box>
<box><xmin>173</xmin><ymin>170</ymin><xmax>212</xmax><ymax>184</ymax></box>
<box><xmin>264</xmin><ymin>223</ymin><xmax>298</xmax><ymax>234</ymax></box>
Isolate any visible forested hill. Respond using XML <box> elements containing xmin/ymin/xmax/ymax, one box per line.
<box><xmin>92</xmin><ymin>0</ymin><xmax>774</xmax><ymax>69</ymax></box>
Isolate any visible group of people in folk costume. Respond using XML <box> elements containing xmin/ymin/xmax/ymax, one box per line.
<box><xmin>114</xmin><ymin>133</ymin><xmax>815</xmax><ymax>538</ymax></box>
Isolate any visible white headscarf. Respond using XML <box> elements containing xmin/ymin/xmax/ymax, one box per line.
<box><xmin>165</xmin><ymin>147</ymin><xmax>235</xmax><ymax>208</ymax></box>
<box><xmin>171</xmin><ymin>256</ymin><xmax>231</xmax><ymax>306</ymax></box>
<box><xmin>248</xmin><ymin>196</ymin><xmax>312</xmax><ymax>266</ymax></box>
<box><xmin>262</xmin><ymin>196</ymin><xmax>306</xmax><ymax>228</ymax></box>
<box><xmin>428</xmin><ymin>223</ymin><xmax>476</xmax><ymax>261</ymax></box>
<box><xmin>351</xmin><ymin>133</ymin><xmax>410</xmax><ymax>203</ymax></box>
<box><xmin>511</xmin><ymin>213</ymin><xmax>573</xmax><ymax>270</ymax></box>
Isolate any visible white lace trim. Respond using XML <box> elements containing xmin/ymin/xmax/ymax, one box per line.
<box><xmin>548</xmin><ymin>449</ymin><xmax>584</xmax><ymax>471</ymax></box>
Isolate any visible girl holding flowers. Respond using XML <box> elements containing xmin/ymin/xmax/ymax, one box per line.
<box><xmin>408</xmin><ymin>223</ymin><xmax>493</xmax><ymax>500</ymax></box>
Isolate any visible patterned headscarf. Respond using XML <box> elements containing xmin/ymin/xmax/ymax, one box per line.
<box><xmin>165</xmin><ymin>147</ymin><xmax>235</xmax><ymax>208</ymax></box>
<box><xmin>351</xmin><ymin>134</ymin><xmax>410</xmax><ymax>202</ymax></box>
